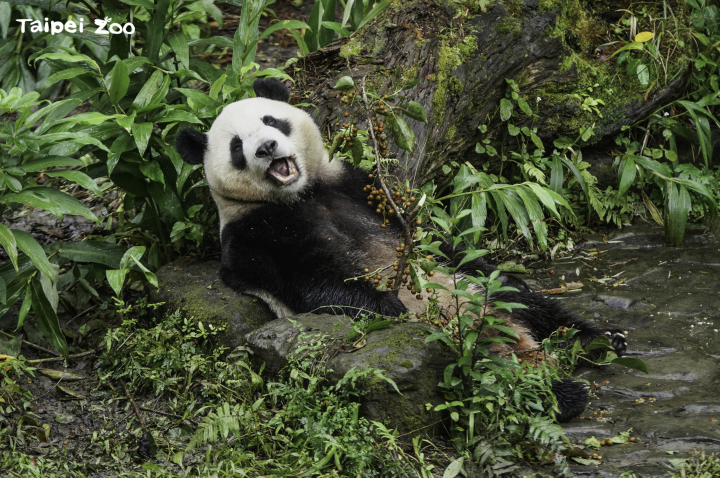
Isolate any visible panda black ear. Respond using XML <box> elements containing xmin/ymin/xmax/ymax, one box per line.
<box><xmin>175</xmin><ymin>128</ymin><xmax>207</xmax><ymax>165</ymax></box>
<box><xmin>253</xmin><ymin>78</ymin><xmax>290</xmax><ymax>103</ymax></box>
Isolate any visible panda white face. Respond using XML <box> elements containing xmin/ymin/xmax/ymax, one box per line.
<box><xmin>176</xmin><ymin>79</ymin><xmax>343</xmax><ymax>209</ymax></box>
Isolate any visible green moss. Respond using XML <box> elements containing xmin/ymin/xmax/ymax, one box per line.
<box><xmin>445</xmin><ymin>125</ymin><xmax>457</xmax><ymax>140</ymax></box>
<box><xmin>496</xmin><ymin>15</ymin><xmax>522</xmax><ymax>37</ymax></box>
<box><xmin>538</xmin><ymin>0</ymin><xmax>560</xmax><ymax>13</ymax></box>
<box><xmin>399</xmin><ymin>360</ymin><xmax>414</xmax><ymax>369</ymax></box>
<box><xmin>340</xmin><ymin>38</ymin><xmax>363</xmax><ymax>59</ymax></box>
<box><xmin>527</xmin><ymin>52</ymin><xmax>653</xmax><ymax>139</ymax></box>
<box><xmin>504</xmin><ymin>0</ymin><xmax>522</xmax><ymax>17</ymax></box>
<box><xmin>432</xmin><ymin>36</ymin><xmax>477</xmax><ymax>122</ymax></box>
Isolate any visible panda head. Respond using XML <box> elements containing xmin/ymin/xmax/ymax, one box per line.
<box><xmin>176</xmin><ymin>78</ymin><xmax>338</xmax><ymax>204</ymax></box>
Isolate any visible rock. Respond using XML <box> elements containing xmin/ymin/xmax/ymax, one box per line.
<box><xmin>150</xmin><ymin>257</ymin><xmax>276</xmax><ymax>350</ymax></box>
<box><xmin>245</xmin><ymin>316</ymin><xmax>456</xmax><ymax>434</ymax></box>
<box><xmin>596</xmin><ymin>294</ymin><xmax>635</xmax><ymax>310</ymax></box>
<box><xmin>245</xmin><ymin>313</ymin><xmax>353</xmax><ymax>375</ymax></box>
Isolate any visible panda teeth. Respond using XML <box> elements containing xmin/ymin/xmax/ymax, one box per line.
<box><xmin>266</xmin><ymin>155</ymin><xmax>299</xmax><ymax>185</ymax></box>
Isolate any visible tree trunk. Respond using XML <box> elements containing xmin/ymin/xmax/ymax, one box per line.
<box><xmin>294</xmin><ymin>0</ymin><xmax>691</xmax><ymax>184</ymax></box>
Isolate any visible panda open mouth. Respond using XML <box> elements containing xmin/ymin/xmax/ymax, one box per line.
<box><xmin>265</xmin><ymin>155</ymin><xmax>300</xmax><ymax>186</ymax></box>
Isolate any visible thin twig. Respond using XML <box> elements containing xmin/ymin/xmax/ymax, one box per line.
<box><xmin>0</xmin><ymin>330</ymin><xmax>61</xmax><ymax>357</ymax></box>
<box><xmin>360</xmin><ymin>78</ymin><xmax>423</xmax><ymax>295</ymax></box>
<box><xmin>120</xmin><ymin>378</ymin><xmax>147</xmax><ymax>432</ymax></box>
<box><xmin>65</xmin><ymin>305</ymin><xmax>98</xmax><ymax>326</ymax></box>
<box><xmin>27</xmin><ymin>349</ymin><xmax>98</xmax><ymax>364</ymax></box>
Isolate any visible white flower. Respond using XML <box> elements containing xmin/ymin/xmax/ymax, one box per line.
<box><xmin>536</xmin><ymin>96</ymin><xmax>542</xmax><ymax>102</ymax></box>
<box><xmin>664</xmin><ymin>112</ymin><xmax>669</xmax><ymax>117</ymax></box>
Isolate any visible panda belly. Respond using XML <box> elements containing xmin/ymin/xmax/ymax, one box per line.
<box><xmin>354</xmin><ymin>231</ymin><xmax>540</xmax><ymax>356</ymax></box>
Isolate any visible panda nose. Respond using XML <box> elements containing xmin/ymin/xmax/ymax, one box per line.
<box><xmin>256</xmin><ymin>140</ymin><xmax>278</xmax><ymax>158</ymax></box>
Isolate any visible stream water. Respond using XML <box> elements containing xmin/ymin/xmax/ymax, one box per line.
<box><xmin>526</xmin><ymin>223</ymin><xmax>720</xmax><ymax>477</ymax></box>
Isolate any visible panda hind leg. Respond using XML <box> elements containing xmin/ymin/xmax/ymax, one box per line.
<box><xmin>493</xmin><ymin>291</ymin><xmax>627</xmax><ymax>359</ymax></box>
<box><xmin>551</xmin><ymin>379</ymin><xmax>590</xmax><ymax>422</ymax></box>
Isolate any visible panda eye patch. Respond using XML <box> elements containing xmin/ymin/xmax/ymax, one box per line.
<box><xmin>262</xmin><ymin>115</ymin><xmax>292</xmax><ymax>136</ymax></box>
<box><xmin>229</xmin><ymin>135</ymin><xmax>246</xmax><ymax>169</ymax></box>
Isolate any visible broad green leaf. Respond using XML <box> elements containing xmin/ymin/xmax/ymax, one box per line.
<box><xmin>390</xmin><ymin>116</ymin><xmax>415</xmax><ymax>151</ymax></box>
<box><xmin>517</xmin><ymin>97</ymin><xmax>532</xmax><ymax>116</ymax></box>
<box><xmin>50</xmin><ymin>241</ymin><xmax>126</xmax><ymax>269</ymax></box>
<box><xmin>664</xmin><ymin>182</ymin><xmax>691</xmax><ymax>246</ymax></box>
<box><xmin>357</xmin><ymin>0</ymin><xmax>392</xmax><ymax>30</ymax></box>
<box><xmin>21</xmin><ymin>156</ymin><xmax>83</xmax><ymax>172</ymax></box>
<box><xmin>188</xmin><ymin>36</ymin><xmax>234</xmax><ymax>49</ymax></box>
<box><xmin>0</xmin><ymin>188</ymin><xmax>98</xmax><ymax>222</ymax></box>
<box><xmin>39</xmin><ymin>264</ymin><xmax>59</xmax><ymax>313</ymax></box>
<box><xmin>130</xmin><ymin>256</ymin><xmax>159</xmax><ymax>289</ymax></box>
<box><xmin>131</xmin><ymin>122</ymin><xmax>154</xmax><ymax>156</ymax></box>
<box><xmin>30</xmin><ymin>278</ymin><xmax>68</xmax><ymax>358</ymax></box>
<box><xmin>18</xmin><ymin>284</ymin><xmax>32</xmax><ymax>329</ymax></box>
<box><xmin>610</xmin><ymin>356</ymin><xmax>648</xmax><ymax>373</ymax></box>
<box><xmin>33</xmin><ymin>52</ymin><xmax>99</xmax><ymax>72</ymax></box>
<box><xmin>609</xmin><ymin>41</ymin><xmax>644</xmax><ymax>58</ymax></box>
<box><xmin>580</xmin><ymin>126</ymin><xmax>594</xmax><ymax>142</ymax></box>
<box><xmin>120</xmin><ymin>246</ymin><xmax>147</xmax><ymax>270</ymax></box>
<box><xmin>517</xmin><ymin>186</ymin><xmax>547</xmax><ymax>250</ymax></box>
<box><xmin>106</xmin><ymin>269</ymin><xmax>127</xmax><ymax>297</ymax></box>
<box><xmin>333</xmin><ymin>76</ymin><xmax>355</xmax><ymax>91</ymax></box>
<box><xmin>168</xmin><ymin>31</ymin><xmax>190</xmax><ymax>69</ymax></box>
<box><xmin>261</xmin><ymin>20</ymin><xmax>310</xmax><ymax>41</ymax></box>
<box><xmin>321</xmin><ymin>21</ymin><xmax>351</xmax><ymax>37</ymax></box>
<box><xmin>618</xmin><ymin>156</ymin><xmax>636</xmax><ymax>197</ymax></box>
<box><xmin>107</xmin><ymin>60</ymin><xmax>129</xmax><ymax>104</ymax></box>
<box><xmin>139</xmin><ymin>161</ymin><xmax>166</xmax><ymax>188</ymax></box>
<box><xmin>495</xmin><ymin>189</ymin><xmax>533</xmax><ymax>246</ymax></box>
<box><xmin>12</xmin><ymin>230</ymin><xmax>54</xmax><ymax>283</ymax></box>
<box><xmin>508</xmin><ymin>123</ymin><xmax>520</xmax><ymax>136</ymax></box>
<box><xmin>530</xmin><ymin>133</ymin><xmax>543</xmax><ymax>151</ymax></box>
<box><xmin>43</xmin><ymin>68</ymin><xmax>93</xmax><ymax>89</ymax></box>
<box><xmin>45</xmin><ymin>171</ymin><xmax>103</xmax><ymax>198</ymax></box>
<box><xmin>403</xmin><ymin>101</ymin><xmax>428</xmax><ymax>123</ymax></box>
<box><xmin>0</xmin><ymin>277</ymin><xmax>6</xmax><ymax>304</ymax></box>
<box><xmin>553</xmin><ymin>137</ymin><xmax>573</xmax><ymax>149</ymax></box>
<box><xmin>499</xmin><ymin>98</ymin><xmax>513</xmax><ymax>121</ymax></box>
<box><xmin>457</xmin><ymin>249</ymin><xmax>489</xmax><ymax>268</ymax></box>
<box><xmin>636</xmin><ymin>64</ymin><xmax>650</xmax><ymax>85</ymax></box>
<box><xmin>526</xmin><ymin>183</ymin><xmax>561</xmax><ymax>219</ymax></box>
<box><xmin>443</xmin><ymin>457</ymin><xmax>464</xmax><ymax>478</ymax></box>
<box><xmin>144</xmin><ymin>0</ymin><xmax>170</xmax><ymax>63</ymax></box>
<box><xmin>209</xmin><ymin>75</ymin><xmax>227</xmax><ymax>101</ymax></box>
<box><xmin>0</xmin><ymin>224</ymin><xmax>18</xmax><ymax>271</ymax></box>
<box><xmin>132</xmin><ymin>70</ymin><xmax>165</xmax><ymax>110</ymax></box>
<box><xmin>558</xmin><ymin>156</ymin><xmax>590</xmax><ymax>213</ymax></box>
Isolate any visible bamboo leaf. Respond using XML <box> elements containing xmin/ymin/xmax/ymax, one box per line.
<box><xmin>107</xmin><ymin>60</ymin><xmax>129</xmax><ymax>104</ymax></box>
<box><xmin>618</xmin><ymin>156</ymin><xmax>636</xmax><ymax>197</ymax></box>
<box><xmin>0</xmin><ymin>224</ymin><xmax>18</xmax><ymax>271</ymax></box>
<box><xmin>12</xmin><ymin>230</ymin><xmax>54</xmax><ymax>284</ymax></box>
<box><xmin>30</xmin><ymin>278</ymin><xmax>68</xmax><ymax>358</ymax></box>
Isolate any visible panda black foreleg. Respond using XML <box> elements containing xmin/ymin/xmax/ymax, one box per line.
<box><xmin>437</xmin><ymin>243</ymin><xmax>530</xmax><ymax>292</ymax></box>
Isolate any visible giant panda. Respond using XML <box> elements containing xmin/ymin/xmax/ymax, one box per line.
<box><xmin>175</xmin><ymin>78</ymin><xmax>627</xmax><ymax>421</ymax></box>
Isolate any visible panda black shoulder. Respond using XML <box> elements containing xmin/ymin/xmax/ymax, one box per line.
<box><xmin>324</xmin><ymin>161</ymin><xmax>374</xmax><ymax>203</ymax></box>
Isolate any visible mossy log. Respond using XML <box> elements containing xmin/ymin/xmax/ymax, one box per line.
<box><xmin>294</xmin><ymin>0</ymin><xmax>691</xmax><ymax>183</ymax></box>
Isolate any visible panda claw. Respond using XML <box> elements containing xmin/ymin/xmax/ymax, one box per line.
<box><xmin>599</xmin><ymin>329</ymin><xmax>627</xmax><ymax>356</ymax></box>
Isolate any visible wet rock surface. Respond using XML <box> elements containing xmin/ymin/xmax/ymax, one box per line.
<box><xmin>526</xmin><ymin>223</ymin><xmax>720</xmax><ymax>477</ymax></box>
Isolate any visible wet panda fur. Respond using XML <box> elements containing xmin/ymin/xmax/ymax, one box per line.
<box><xmin>175</xmin><ymin>78</ymin><xmax>627</xmax><ymax>422</ymax></box>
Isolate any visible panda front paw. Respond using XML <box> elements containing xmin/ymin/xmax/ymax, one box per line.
<box><xmin>378</xmin><ymin>291</ymin><xmax>407</xmax><ymax>317</ymax></box>
<box><xmin>602</xmin><ymin>329</ymin><xmax>627</xmax><ymax>356</ymax></box>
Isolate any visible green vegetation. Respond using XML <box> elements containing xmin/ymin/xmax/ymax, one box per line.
<box><xmin>1</xmin><ymin>0</ymin><xmax>720</xmax><ymax>476</ymax></box>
